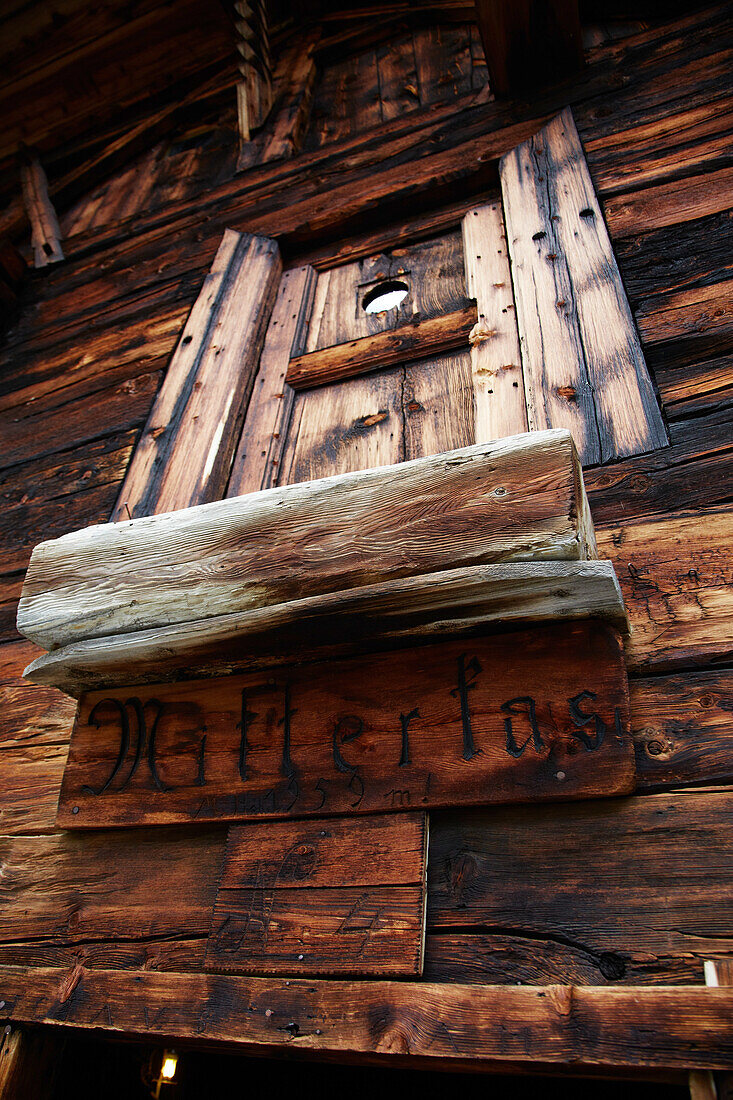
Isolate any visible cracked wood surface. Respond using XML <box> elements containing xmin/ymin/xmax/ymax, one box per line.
<box><xmin>18</xmin><ymin>430</ymin><xmax>595</xmax><ymax>651</ymax></box>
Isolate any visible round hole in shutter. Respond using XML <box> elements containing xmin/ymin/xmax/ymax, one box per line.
<box><xmin>362</xmin><ymin>279</ymin><xmax>409</xmax><ymax>315</ymax></box>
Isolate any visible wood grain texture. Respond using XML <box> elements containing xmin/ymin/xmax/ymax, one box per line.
<box><xmin>23</xmin><ymin>561</ymin><xmax>628</xmax><ymax>697</ymax></box>
<box><xmin>206</xmin><ymin>813</ymin><xmax>427</xmax><ymax>976</ymax></box>
<box><xmin>286</xmin><ymin>306</ymin><xmax>477</xmax><ymax>390</ymax></box>
<box><xmin>0</xmin><ymin>828</ymin><xmax>225</xmax><ymax>947</ymax></box>
<box><xmin>0</xmin><ymin>1025</ymin><xmax>63</xmax><ymax>1100</ymax></box>
<box><xmin>278</xmin><ymin>368</ymin><xmax>404</xmax><ymax>484</ymax></box>
<box><xmin>111</xmin><ymin>229</ymin><xmax>281</xmax><ymax>520</ymax></box>
<box><xmin>631</xmin><ymin>671</ymin><xmax>733</xmax><ymax>791</ymax></box>
<box><xmin>603</xmin><ymin>166</ymin><xmax>733</xmax><ymax>239</ymax></box>
<box><xmin>403</xmin><ymin>349</ymin><xmax>474</xmax><ymax>460</ymax></box>
<box><xmin>56</xmin><ymin>621</ymin><xmax>634</xmax><ymax>829</ymax></box>
<box><xmin>19</xmin><ymin>430</ymin><xmax>597</xmax><ymax>650</ymax></box>
<box><xmin>500</xmin><ymin>108</ymin><xmax>668</xmax><ymax>464</ymax></box>
<box><xmin>226</xmin><ymin>265</ymin><xmax>316</xmax><ymax>496</ymax></box>
<box><xmin>428</xmin><ymin>790</ymin><xmax>733</xmax><ymax>975</ymax></box>
<box><xmin>1</xmin><ymin>966</ymin><xmax>732</xmax><ymax>1070</ymax></box>
<box><xmin>597</xmin><ymin>508</ymin><xmax>733</xmax><ymax>674</ymax></box>
<box><xmin>462</xmin><ymin>201</ymin><xmax>528</xmax><ymax>442</ymax></box>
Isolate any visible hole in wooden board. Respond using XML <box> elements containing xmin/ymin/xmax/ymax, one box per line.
<box><xmin>362</xmin><ymin>279</ymin><xmax>409</xmax><ymax>315</ymax></box>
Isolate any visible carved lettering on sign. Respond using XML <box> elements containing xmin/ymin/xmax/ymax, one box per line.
<box><xmin>58</xmin><ymin>621</ymin><xmax>635</xmax><ymax>828</ymax></box>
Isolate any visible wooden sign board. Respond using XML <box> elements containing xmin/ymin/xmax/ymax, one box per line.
<box><xmin>206</xmin><ymin>813</ymin><xmax>428</xmax><ymax>977</ymax></box>
<box><xmin>57</xmin><ymin>620</ymin><xmax>634</xmax><ymax>829</ymax></box>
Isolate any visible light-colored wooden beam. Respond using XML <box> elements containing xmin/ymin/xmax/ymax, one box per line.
<box><xmin>23</xmin><ymin>560</ymin><xmax>626</xmax><ymax>696</ymax></box>
<box><xmin>18</xmin><ymin>429</ymin><xmax>597</xmax><ymax>651</ymax></box>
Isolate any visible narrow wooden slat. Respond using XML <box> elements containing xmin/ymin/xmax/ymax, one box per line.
<box><xmin>23</xmin><ymin>561</ymin><xmax>627</xmax><ymax>697</ymax></box>
<box><xmin>462</xmin><ymin>202</ymin><xmax>528</xmax><ymax>442</ymax></box>
<box><xmin>286</xmin><ymin>306</ymin><xmax>476</xmax><ymax>391</ymax></box>
<box><xmin>227</xmin><ymin>265</ymin><xmax>316</xmax><ymax>497</ymax></box>
<box><xmin>0</xmin><ymin>1026</ymin><xmax>63</xmax><ymax>1099</ymax></box>
<box><xmin>1</xmin><ymin>967</ymin><xmax>731</xmax><ymax>1070</ymax></box>
<box><xmin>500</xmin><ymin>108</ymin><xmax>668</xmax><ymax>464</ymax></box>
<box><xmin>205</xmin><ymin>813</ymin><xmax>427</xmax><ymax>976</ymax></box>
<box><xmin>55</xmin><ymin>620</ymin><xmax>633</xmax><ymax>829</ymax></box>
<box><xmin>112</xmin><ymin>229</ymin><xmax>281</xmax><ymax>520</ymax></box>
<box><xmin>19</xmin><ymin>430</ymin><xmax>597</xmax><ymax>651</ymax></box>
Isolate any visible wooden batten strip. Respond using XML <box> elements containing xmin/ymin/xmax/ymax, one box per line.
<box><xmin>227</xmin><ymin>265</ymin><xmax>317</xmax><ymax>496</ymax></box>
<box><xmin>112</xmin><ymin>229</ymin><xmax>281</xmax><ymax>520</ymax></box>
<box><xmin>22</xmin><ymin>561</ymin><xmax>626</xmax><ymax>696</ymax></box>
<box><xmin>285</xmin><ymin>305</ymin><xmax>477</xmax><ymax>390</ymax></box>
<box><xmin>500</xmin><ymin>108</ymin><xmax>668</xmax><ymax>465</ymax></box>
<box><xmin>0</xmin><ymin>967</ymin><xmax>731</xmax><ymax>1070</ymax></box>
<box><xmin>462</xmin><ymin>201</ymin><xmax>528</xmax><ymax>443</ymax></box>
<box><xmin>18</xmin><ymin>430</ymin><xmax>597</xmax><ymax>651</ymax></box>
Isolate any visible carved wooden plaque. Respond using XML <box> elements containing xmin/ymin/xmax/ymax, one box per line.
<box><xmin>57</xmin><ymin>620</ymin><xmax>634</xmax><ymax>829</ymax></box>
<box><xmin>206</xmin><ymin>813</ymin><xmax>428</xmax><ymax>976</ymax></box>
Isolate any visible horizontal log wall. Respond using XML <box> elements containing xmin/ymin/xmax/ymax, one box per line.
<box><xmin>0</xmin><ymin>3</ymin><xmax>732</xmax><ymax>1072</ymax></box>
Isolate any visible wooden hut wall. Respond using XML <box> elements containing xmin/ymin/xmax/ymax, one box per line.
<box><xmin>0</xmin><ymin>2</ymin><xmax>731</xmax><ymax>1074</ymax></box>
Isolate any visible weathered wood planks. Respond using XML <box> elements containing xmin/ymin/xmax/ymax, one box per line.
<box><xmin>500</xmin><ymin>108</ymin><xmax>668</xmax><ymax>464</ymax></box>
<box><xmin>23</xmin><ymin>561</ymin><xmax>627</xmax><ymax>696</ymax></box>
<box><xmin>285</xmin><ymin>306</ymin><xmax>477</xmax><ymax>390</ymax></box>
<box><xmin>462</xmin><ymin>201</ymin><xmax>528</xmax><ymax>443</ymax></box>
<box><xmin>206</xmin><ymin>813</ymin><xmax>428</xmax><ymax>976</ymax></box>
<box><xmin>226</xmin><ymin>265</ymin><xmax>316</xmax><ymax>497</ymax></box>
<box><xmin>111</xmin><ymin>229</ymin><xmax>281</xmax><ymax>520</ymax></box>
<box><xmin>18</xmin><ymin>429</ymin><xmax>597</xmax><ymax>651</ymax></box>
<box><xmin>425</xmin><ymin>788</ymin><xmax>733</xmax><ymax>987</ymax></box>
<box><xmin>428</xmin><ymin>790</ymin><xmax>733</xmax><ymax>981</ymax></box>
<box><xmin>1</xmin><ymin>967</ymin><xmax>731</xmax><ymax>1070</ymax></box>
<box><xmin>56</xmin><ymin>620</ymin><xmax>634</xmax><ymax>829</ymax></box>
<box><xmin>597</xmin><ymin>508</ymin><xmax>733</xmax><ymax>674</ymax></box>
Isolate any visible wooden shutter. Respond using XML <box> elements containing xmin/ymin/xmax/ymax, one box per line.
<box><xmin>113</xmin><ymin>229</ymin><xmax>281</xmax><ymax>519</ymax></box>
<box><xmin>231</xmin><ymin>230</ymin><xmax>477</xmax><ymax>490</ymax></box>
<box><xmin>495</xmin><ymin>108</ymin><xmax>668</xmax><ymax>465</ymax></box>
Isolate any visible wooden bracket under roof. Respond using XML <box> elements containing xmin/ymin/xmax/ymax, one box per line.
<box><xmin>18</xmin><ymin>149</ymin><xmax>64</xmax><ymax>268</ymax></box>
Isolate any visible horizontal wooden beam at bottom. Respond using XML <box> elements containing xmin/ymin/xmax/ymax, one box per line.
<box><xmin>0</xmin><ymin>968</ymin><xmax>731</xmax><ymax>1071</ymax></box>
<box><xmin>24</xmin><ymin>561</ymin><xmax>626</xmax><ymax>696</ymax></box>
<box><xmin>285</xmin><ymin>306</ymin><xmax>477</xmax><ymax>390</ymax></box>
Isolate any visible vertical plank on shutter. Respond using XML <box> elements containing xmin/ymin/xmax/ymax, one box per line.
<box><xmin>500</xmin><ymin>108</ymin><xmax>668</xmax><ymax>465</ymax></box>
<box><xmin>227</xmin><ymin>265</ymin><xmax>317</xmax><ymax>497</ymax></box>
<box><xmin>113</xmin><ymin>230</ymin><xmax>281</xmax><ymax>519</ymax></box>
<box><xmin>462</xmin><ymin>202</ymin><xmax>528</xmax><ymax>443</ymax></box>
<box><xmin>279</xmin><ymin>369</ymin><xmax>404</xmax><ymax>484</ymax></box>
<box><xmin>404</xmin><ymin>349</ymin><xmax>474</xmax><ymax>460</ymax></box>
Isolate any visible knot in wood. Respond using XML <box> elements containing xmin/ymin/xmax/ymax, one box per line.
<box><xmin>469</xmin><ymin>322</ymin><xmax>497</xmax><ymax>347</ymax></box>
<box><xmin>546</xmin><ymin>984</ymin><xmax>574</xmax><ymax>1017</ymax></box>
